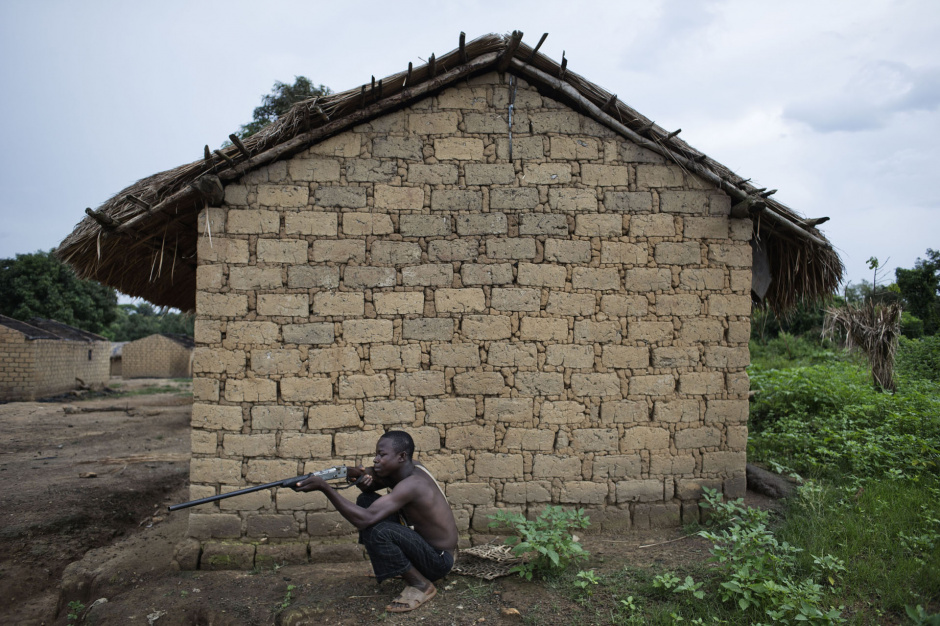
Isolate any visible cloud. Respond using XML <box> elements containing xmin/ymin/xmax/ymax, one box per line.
<box><xmin>784</xmin><ymin>60</ymin><xmax>940</xmax><ymax>132</ymax></box>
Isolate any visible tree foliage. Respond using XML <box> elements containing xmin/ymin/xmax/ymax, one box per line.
<box><xmin>895</xmin><ymin>249</ymin><xmax>940</xmax><ymax>336</ymax></box>
<box><xmin>237</xmin><ymin>76</ymin><xmax>332</xmax><ymax>138</ymax></box>
<box><xmin>102</xmin><ymin>303</ymin><xmax>194</xmax><ymax>342</ymax></box>
<box><xmin>0</xmin><ymin>250</ymin><xmax>118</xmax><ymax>334</ymax></box>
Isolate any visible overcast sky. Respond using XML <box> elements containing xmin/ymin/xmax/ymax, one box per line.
<box><xmin>1</xmin><ymin>0</ymin><xmax>937</xmax><ymax>296</ymax></box>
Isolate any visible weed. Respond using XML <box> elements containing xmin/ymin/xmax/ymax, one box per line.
<box><xmin>488</xmin><ymin>505</ymin><xmax>590</xmax><ymax>580</ymax></box>
<box><xmin>67</xmin><ymin>600</ymin><xmax>85</xmax><ymax>623</ymax></box>
<box><xmin>273</xmin><ymin>584</ymin><xmax>296</xmax><ymax>615</ymax></box>
<box><xmin>572</xmin><ymin>569</ymin><xmax>600</xmax><ymax>602</ymax></box>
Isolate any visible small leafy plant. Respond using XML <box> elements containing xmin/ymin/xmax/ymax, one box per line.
<box><xmin>488</xmin><ymin>505</ymin><xmax>590</xmax><ymax>580</ymax></box>
<box><xmin>273</xmin><ymin>584</ymin><xmax>296</xmax><ymax>615</ymax></box>
<box><xmin>67</xmin><ymin>600</ymin><xmax>85</xmax><ymax>623</ymax></box>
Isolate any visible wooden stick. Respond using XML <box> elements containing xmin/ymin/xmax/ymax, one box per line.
<box><xmin>760</xmin><ymin>189</ymin><xmax>778</xmax><ymax>198</ymax></box>
<box><xmin>459</xmin><ymin>32</ymin><xmax>467</xmax><ymax>63</ymax></box>
<box><xmin>731</xmin><ymin>196</ymin><xmax>766</xmax><ymax>219</ymax></box>
<box><xmin>602</xmin><ymin>93</ymin><xmax>617</xmax><ymax>112</ymax></box>
<box><xmin>663</xmin><ymin>128</ymin><xmax>682</xmax><ymax>141</ymax></box>
<box><xmin>639</xmin><ymin>535</ymin><xmax>695</xmax><ymax>549</ymax></box>
<box><xmin>804</xmin><ymin>217</ymin><xmax>830</xmax><ymax>227</ymax></box>
<box><xmin>213</xmin><ymin>149</ymin><xmax>236</xmax><ymax>168</ymax></box>
<box><xmin>693</xmin><ymin>153</ymin><xmax>708</xmax><ymax>163</ymax></box>
<box><xmin>377</xmin><ymin>78</ymin><xmax>383</xmax><ymax>100</ymax></box>
<box><xmin>85</xmin><ymin>207</ymin><xmax>120</xmax><ymax>229</ymax></box>
<box><xmin>637</xmin><ymin>120</ymin><xmax>655</xmax><ymax>133</ymax></box>
<box><xmin>124</xmin><ymin>194</ymin><xmax>152</xmax><ymax>211</ymax></box>
<box><xmin>428</xmin><ymin>53</ymin><xmax>436</xmax><ymax>78</ymax></box>
<box><xmin>203</xmin><ymin>145</ymin><xmax>211</xmax><ymax>165</ymax></box>
<box><xmin>314</xmin><ymin>104</ymin><xmax>329</xmax><ymax>122</ymax></box>
<box><xmin>528</xmin><ymin>32</ymin><xmax>548</xmax><ymax>61</ymax></box>
<box><xmin>558</xmin><ymin>52</ymin><xmax>567</xmax><ymax>79</ymax></box>
<box><xmin>360</xmin><ymin>84</ymin><xmax>366</xmax><ymax>108</ymax></box>
<box><xmin>405</xmin><ymin>62</ymin><xmax>412</xmax><ymax>87</ymax></box>
<box><xmin>229</xmin><ymin>134</ymin><xmax>251</xmax><ymax>161</ymax></box>
<box><xmin>497</xmin><ymin>30</ymin><xmax>523</xmax><ymax>73</ymax></box>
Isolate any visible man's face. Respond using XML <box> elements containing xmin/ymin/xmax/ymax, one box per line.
<box><xmin>372</xmin><ymin>438</ymin><xmax>400</xmax><ymax>477</ymax></box>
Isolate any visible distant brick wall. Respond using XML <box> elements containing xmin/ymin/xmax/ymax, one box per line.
<box><xmin>123</xmin><ymin>335</ymin><xmax>193</xmax><ymax>378</ymax></box>
<box><xmin>0</xmin><ymin>326</ymin><xmax>110</xmax><ymax>401</ymax></box>
<box><xmin>187</xmin><ymin>71</ymin><xmax>752</xmax><ymax>558</ymax></box>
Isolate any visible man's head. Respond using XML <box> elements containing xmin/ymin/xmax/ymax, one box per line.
<box><xmin>379</xmin><ymin>430</ymin><xmax>415</xmax><ymax>461</ymax></box>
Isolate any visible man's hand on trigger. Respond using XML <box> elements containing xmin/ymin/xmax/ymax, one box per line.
<box><xmin>295</xmin><ymin>474</ymin><xmax>329</xmax><ymax>492</ymax></box>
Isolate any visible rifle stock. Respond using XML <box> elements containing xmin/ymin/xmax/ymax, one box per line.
<box><xmin>167</xmin><ymin>465</ymin><xmax>348</xmax><ymax>512</ymax></box>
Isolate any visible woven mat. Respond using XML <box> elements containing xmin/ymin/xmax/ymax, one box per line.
<box><xmin>453</xmin><ymin>544</ymin><xmax>522</xmax><ymax>580</ymax></box>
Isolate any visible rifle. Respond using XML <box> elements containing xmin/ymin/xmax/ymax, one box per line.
<box><xmin>168</xmin><ymin>465</ymin><xmax>359</xmax><ymax>512</ymax></box>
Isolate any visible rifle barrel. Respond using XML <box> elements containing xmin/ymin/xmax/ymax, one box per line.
<box><xmin>167</xmin><ymin>477</ymin><xmax>296</xmax><ymax>512</ymax></box>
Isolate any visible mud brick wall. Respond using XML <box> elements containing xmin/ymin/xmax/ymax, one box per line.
<box><xmin>187</xmin><ymin>71</ymin><xmax>752</xmax><ymax>559</ymax></box>
<box><xmin>0</xmin><ymin>326</ymin><xmax>110</xmax><ymax>401</ymax></box>
<box><xmin>122</xmin><ymin>335</ymin><xmax>193</xmax><ymax>379</ymax></box>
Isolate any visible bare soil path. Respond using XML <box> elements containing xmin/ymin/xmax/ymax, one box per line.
<box><xmin>1</xmin><ymin>382</ymin><xmax>771</xmax><ymax>625</ymax></box>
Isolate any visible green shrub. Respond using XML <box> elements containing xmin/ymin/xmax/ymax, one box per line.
<box><xmin>749</xmin><ymin>334</ymin><xmax>842</xmax><ymax>370</ymax></box>
<box><xmin>488</xmin><ymin>505</ymin><xmax>590</xmax><ymax>580</ymax></box>
<box><xmin>896</xmin><ymin>335</ymin><xmax>940</xmax><ymax>382</ymax></box>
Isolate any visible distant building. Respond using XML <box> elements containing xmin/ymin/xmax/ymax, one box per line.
<box><xmin>110</xmin><ymin>341</ymin><xmax>127</xmax><ymax>377</ymax></box>
<box><xmin>121</xmin><ymin>334</ymin><xmax>194</xmax><ymax>378</ymax></box>
<box><xmin>0</xmin><ymin>315</ymin><xmax>110</xmax><ymax>401</ymax></box>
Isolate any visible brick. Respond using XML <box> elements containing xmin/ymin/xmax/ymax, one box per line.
<box><xmin>622</xmin><ymin>426</ymin><xmax>670</xmax><ymax>450</ymax></box>
<box><xmin>338</xmin><ymin>374</ymin><xmax>390</xmax><ymax>399</ymax></box>
<box><xmin>655</xmin><ymin>242</ymin><xmax>702</xmax><ymax>265</ymax></box>
<box><xmin>684</xmin><ymin>217</ymin><xmax>729</xmax><ymax>239</ymax></box>
<box><xmin>599</xmin><ymin>242</ymin><xmax>646</xmax><ymax>266</ymax></box>
<box><xmin>519</xmin><ymin>213</ymin><xmax>567</xmax><ymax>236</ymax></box>
<box><xmin>193</xmin><ymin>379</ymin><xmax>220</xmax><ymax>403</ymax></box>
<box><xmin>446</xmin><ymin>483</ymin><xmax>494</xmax><ymax>506</ymax></box>
<box><xmin>425</xmin><ymin>398</ymin><xmax>477</xmax><ymax>423</ymax></box>
<box><xmin>306</xmin><ymin>511</ymin><xmax>356</xmax><ymax>536</ymax></box>
<box><xmin>652</xmin><ymin>347</ymin><xmax>700</xmax><ymax>368</ymax></box>
<box><xmin>225</xmin><ymin>378</ymin><xmax>277</xmax><ymax>402</ymax></box>
<box><xmin>258</xmin><ymin>184</ymin><xmax>309</xmax><ymax>207</ymax></box>
<box><xmin>314</xmin><ymin>187</ymin><xmax>367</xmax><ymax>208</ymax></box>
<box><xmin>342</xmin><ymin>213</ymin><xmax>394</xmax><ymax>236</ymax></box>
<box><xmin>485</xmin><ymin>238</ymin><xmax>536</xmax><ymax>260</ymax></box>
<box><xmin>548</xmin><ymin>188</ymin><xmax>597</xmax><ymax>212</ymax></box>
<box><xmin>346</xmin><ymin>159</ymin><xmax>397</xmax><ymax>182</ymax></box>
<box><xmin>704</xmin><ymin>346</ymin><xmax>750</xmax><ymax>368</ymax></box>
<box><xmin>616</xmin><ymin>479</ymin><xmax>664</xmax><ymax>503</ymax></box>
<box><xmin>453</xmin><ymin>371</ymin><xmax>506</xmax><ymax>395</ymax></box>
<box><xmin>421</xmin><ymin>455</ymin><xmax>467</xmax><ymax>482</ymax></box>
<box><xmin>532</xmin><ymin>455</ymin><xmax>581</xmax><ymax>479</ymax></box>
<box><xmin>474</xmin><ymin>453</ymin><xmax>523</xmax><ymax>479</ymax></box>
<box><xmin>223</xmin><ymin>185</ymin><xmax>248</xmax><ymax>205</ymax></box>
<box><xmin>309</xmin><ymin>132</ymin><xmax>361</xmax><ymax>157</ymax></box>
<box><xmin>186</xmin><ymin>514</ymin><xmax>242</xmax><ymax>540</ymax></box>
<box><xmin>250</xmin><ymin>349</ymin><xmax>302</xmax><ymax>375</ymax></box>
<box><xmin>730</xmin><ymin>218</ymin><xmax>752</xmax><ymax>240</ymax></box>
<box><xmin>229</xmin><ymin>267</ymin><xmax>282</xmax><ymax>290</ymax></box>
<box><xmin>402</xmin><ymin>264</ymin><xmax>453</xmax><ymax>287</ymax></box>
<box><xmin>487</xmin><ymin>342</ymin><xmax>537</xmax><ymax>367</ymax></box>
<box><xmin>550</xmin><ymin>136</ymin><xmax>599</xmax><ymax>159</ymax></box>
<box><xmin>517</xmin><ymin>263</ymin><xmax>566</xmax><ymax>288</ymax></box>
<box><xmin>280</xmin><ymin>377</ymin><xmax>333</xmax><ymax>402</ymax></box>
<box><xmin>196</xmin><ymin>265</ymin><xmax>223</xmax><ymax>291</ymax></box>
<box><xmin>403</xmin><ymin>318</ymin><xmax>454</xmax><ymax>341</ymax></box>
<box><xmin>601</xmin><ymin>346</ymin><xmax>649</xmax><ymax>369</ymax></box>
<box><xmin>544</xmin><ymin>239</ymin><xmax>591</xmax><ymax>264</ymax></box>
<box><xmin>522</xmin><ymin>163</ymin><xmax>571</xmax><ymax>184</ymax></box>
<box><xmin>529</xmin><ymin>110</ymin><xmax>580</xmax><ymax>133</ymax></box>
<box><xmin>313</xmin><ymin>292</ymin><xmax>364</xmax><ymax>317</ymax></box>
<box><xmin>544</xmin><ymin>292</ymin><xmax>594</xmax><ymax>316</ymax></box>
<box><xmin>593</xmin><ymin>455</ymin><xmax>642</xmax><ymax>479</ymax></box>
<box><xmin>629</xmin><ymin>213</ymin><xmax>676</xmax><ymax>237</ymax></box>
<box><xmin>461</xmin><ymin>263</ymin><xmax>514</xmax><ymax>285</ymax></box>
<box><xmin>307</xmin><ymin>347</ymin><xmax>360</xmax><ymax>373</ymax></box>
<box><xmin>514</xmin><ymin>372</ymin><xmax>564</xmax><ymax>396</ymax></box>
<box><xmin>311</xmin><ymin>239</ymin><xmax>366</xmax><ymax>263</ymax></box>
<box><xmin>520</xmin><ymin>317</ymin><xmax>568</xmax><ymax>341</ymax></box>
<box><xmin>624</xmin><ymin>268</ymin><xmax>672</xmax><ymax>292</ymax></box>
<box><xmin>372</xmin><ymin>136</ymin><xmax>423</xmax><ymax>160</ymax></box>
<box><xmin>373</xmin><ymin>292</ymin><xmax>424</xmax><ymax>315</ymax></box>
<box><xmin>455</xmin><ymin>213</ymin><xmax>508</xmax><ymax>236</ymax></box>
<box><xmin>426</xmin><ymin>187</ymin><xmax>487</xmax><ymax>214</ymax></box>
<box><xmin>343</xmin><ymin>266</ymin><xmax>396</xmax><ymax>289</ymax></box>
<box><xmin>571</xmin><ymin>373</ymin><xmax>621</xmax><ymax>397</ymax></box>
<box><xmin>257</xmin><ymin>294</ymin><xmax>308</xmax><ymax>317</ymax></box>
<box><xmin>650</xmin><ymin>454</ymin><xmax>696</xmax><ymax>475</ymax></box>
<box><xmin>709</xmin><ymin>244</ymin><xmax>752</xmax><ymax>267</ymax></box>
<box><xmin>727</xmin><ymin>371</ymin><xmax>750</xmax><ymax>396</ymax></box>
<box><xmin>223</xmin><ymin>433</ymin><xmax>276</xmax><ymax>457</ymax></box>
<box><xmin>438</xmin><ymin>85</ymin><xmax>489</xmax><ymax>109</ymax></box>
<box><xmin>288</xmin><ymin>157</ymin><xmax>341</xmax><ymax>182</ymax></box>
<box><xmin>708</xmin><ymin>295</ymin><xmax>751</xmax><ymax>317</ymax></box>
<box><xmin>675</xmin><ymin>427</ymin><xmax>722</xmax><ymax>449</ymax></box>
<box><xmin>702</xmin><ymin>451</ymin><xmax>746</xmax><ymax>475</ymax></box>
<box><xmin>464</xmin><ymin>164</ymin><xmax>515</xmax><ymax>186</ymax></box>
<box><xmin>282</xmin><ymin>323</ymin><xmax>334</xmax><ymax>345</ymax></box>
<box><xmin>573</xmin><ymin>428</ymin><xmax>618</xmax><ymax>452</ymax></box>
<box><xmin>679</xmin><ymin>318</ymin><xmax>724</xmax><ymax>343</ymax></box>
<box><xmin>572</xmin><ymin>268</ymin><xmax>620</xmax><ymax>291</ymax></box>
<box><xmin>581</xmin><ymin>164</ymin><xmax>630</xmax><ymax>187</ymax></box>
<box><xmin>483</xmin><ymin>398</ymin><xmax>533</xmax><ymax>423</ymax></box>
<box><xmin>225</xmin><ymin>321</ymin><xmax>279</xmax><ymax>345</ymax></box>
<box><xmin>605</xmin><ymin>191</ymin><xmax>653</xmax><ymax>212</ymax></box>
<box><xmin>435</xmin><ymin>137</ymin><xmax>484</xmax><ymax>160</ymax></box>
<box><xmin>407</xmin><ymin>164</ymin><xmax>458</xmax><ymax>184</ymax></box>
<box><xmin>464</xmin><ymin>111</ymin><xmax>515</xmax><ymax>134</ymax></box>
<box><xmin>408</xmin><ymin>111</ymin><xmax>459</xmax><ymax>134</ymax></box>
<box><xmin>192</xmin><ymin>403</ymin><xmax>244</xmax><ymax>430</ymax></box>
<box><xmin>601</xmin><ymin>400</ymin><xmax>649</xmax><ymax>424</ymax></box>
<box><xmin>308</xmin><ymin>404</ymin><xmax>361</xmax><ymax>429</ymax></box>
<box><xmin>399</xmin><ymin>215</ymin><xmax>450</xmax><ymax>237</ymax></box>
<box><xmin>227</xmin><ymin>209</ymin><xmax>279</xmax><ymax>234</ymax></box>
<box><xmin>371</xmin><ymin>241</ymin><xmax>421</xmax><ymax>265</ymax></box>
<box><xmin>461</xmin><ymin>315</ymin><xmax>511</xmax><ymax>340</ymax></box>
<box><xmin>636</xmin><ymin>164</ymin><xmax>686</xmax><ymax>188</ymax></box>
<box><xmin>629</xmin><ymin>375</ymin><xmax>676</xmax><ymax>396</ymax></box>
<box><xmin>364</xmin><ymin>400</ymin><xmax>416</xmax><ymax>425</ymax></box>
<box><xmin>503</xmin><ymin>428</ymin><xmax>555</xmax><ymax>451</ymax></box>
<box><xmin>251</xmin><ymin>405</ymin><xmax>304</xmax><ymax>430</ymax></box>
<box><xmin>431</xmin><ymin>344</ymin><xmax>481</xmax><ymax>368</ymax></box>
<box><xmin>656</xmin><ymin>295</ymin><xmax>703</xmax><ymax>317</ymax></box>
<box><xmin>428</xmin><ymin>239</ymin><xmax>479</xmax><ymax>262</ymax></box>
<box><xmin>628</xmin><ymin>321</ymin><xmax>674</xmax><ymax>344</ymax></box>
<box><xmin>502</xmin><ymin>481</ymin><xmax>551</xmax><ymax>504</ymax></box>
<box><xmin>573</xmin><ymin>320</ymin><xmax>621</xmax><ymax>344</ymax></box>
<box><xmin>197</xmin><ymin>293</ymin><xmax>248</xmax><ymax>317</ymax></box>
<box><xmin>369</xmin><ymin>345</ymin><xmax>404</xmax><ymax>370</ymax></box>
<box><xmin>540</xmin><ymin>401</ymin><xmax>587</xmax><ymax>424</ymax></box>
<box><xmin>198</xmin><ymin>238</ymin><xmax>248</xmax><ymax>264</ymax></box>
<box><xmin>705</xmin><ymin>400</ymin><xmax>749</xmax><ymax>424</ymax></box>
<box><xmin>679</xmin><ymin>372</ymin><xmax>725</xmax><ymax>395</ymax></box>
<box><xmin>342</xmin><ymin>319</ymin><xmax>392</xmax><ymax>344</ymax></box>
<box><xmin>287</xmin><ymin>266</ymin><xmax>339</xmax><ymax>289</ymax></box>
<box><xmin>546</xmin><ymin>345</ymin><xmax>595</xmax><ymax>369</ymax></box>
<box><xmin>490</xmin><ymin>187</ymin><xmax>540</xmax><ymax>210</ymax></box>
<box><xmin>396</xmin><ymin>371</ymin><xmax>445</xmax><ymax>397</ymax></box>
<box><xmin>660</xmin><ymin>190</ymin><xmax>709</xmax><ymax>214</ymax></box>
<box><xmin>191</xmin><ymin>348</ymin><xmax>244</xmax><ymax>375</ymax></box>
<box><xmin>201</xmin><ymin>542</ymin><xmax>256</xmax><ymax>570</ymax></box>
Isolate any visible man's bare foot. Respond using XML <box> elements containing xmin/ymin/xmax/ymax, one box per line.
<box><xmin>386</xmin><ymin>584</ymin><xmax>437</xmax><ymax>613</ymax></box>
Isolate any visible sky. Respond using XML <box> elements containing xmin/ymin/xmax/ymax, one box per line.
<box><xmin>1</xmin><ymin>0</ymin><xmax>938</xmax><ymax>298</ymax></box>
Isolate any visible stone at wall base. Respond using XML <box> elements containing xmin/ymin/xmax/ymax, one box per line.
<box><xmin>172</xmin><ymin>538</ymin><xmax>202</xmax><ymax>571</ymax></box>
<box><xmin>308</xmin><ymin>542</ymin><xmax>365</xmax><ymax>563</ymax></box>
<box><xmin>201</xmin><ymin>541</ymin><xmax>256</xmax><ymax>570</ymax></box>
<box><xmin>256</xmin><ymin>543</ymin><xmax>309</xmax><ymax>569</ymax></box>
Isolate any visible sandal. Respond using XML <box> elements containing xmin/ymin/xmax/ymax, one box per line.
<box><xmin>385</xmin><ymin>584</ymin><xmax>437</xmax><ymax>613</ymax></box>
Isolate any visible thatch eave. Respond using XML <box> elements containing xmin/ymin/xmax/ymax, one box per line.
<box><xmin>57</xmin><ymin>31</ymin><xmax>842</xmax><ymax>313</ymax></box>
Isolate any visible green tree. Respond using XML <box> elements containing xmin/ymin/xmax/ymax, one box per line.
<box><xmin>895</xmin><ymin>249</ymin><xmax>940</xmax><ymax>336</ymax></box>
<box><xmin>0</xmin><ymin>250</ymin><xmax>118</xmax><ymax>334</ymax></box>
<box><xmin>103</xmin><ymin>303</ymin><xmax>194</xmax><ymax>342</ymax></box>
<box><xmin>237</xmin><ymin>76</ymin><xmax>332</xmax><ymax>138</ymax></box>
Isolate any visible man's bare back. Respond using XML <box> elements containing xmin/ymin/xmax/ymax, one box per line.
<box><xmin>387</xmin><ymin>464</ymin><xmax>458</xmax><ymax>553</ymax></box>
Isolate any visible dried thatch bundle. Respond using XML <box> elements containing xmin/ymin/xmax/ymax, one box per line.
<box><xmin>824</xmin><ymin>301</ymin><xmax>902</xmax><ymax>391</ymax></box>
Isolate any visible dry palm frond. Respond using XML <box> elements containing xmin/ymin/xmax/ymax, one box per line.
<box><xmin>824</xmin><ymin>301</ymin><xmax>902</xmax><ymax>392</ymax></box>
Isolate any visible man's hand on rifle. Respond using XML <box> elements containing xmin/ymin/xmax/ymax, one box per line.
<box><xmin>347</xmin><ymin>465</ymin><xmax>374</xmax><ymax>489</ymax></box>
<box><xmin>295</xmin><ymin>474</ymin><xmax>329</xmax><ymax>492</ymax></box>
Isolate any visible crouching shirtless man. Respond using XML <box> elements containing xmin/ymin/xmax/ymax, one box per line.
<box><xmin>296</xmin><ymin>430</ymin><xmax>458</xmax><ymax>613</ymax></box>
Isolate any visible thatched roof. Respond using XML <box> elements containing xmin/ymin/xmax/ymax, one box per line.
<box><xmin>57</xmin><ymin>31</ymin><xmax>842</xmax><ymax>313</ymax></box>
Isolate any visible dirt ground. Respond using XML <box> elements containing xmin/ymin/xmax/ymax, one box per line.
<box><xmin>0</xmin><ymin>381</ymin><xmax>773</xmax><ymax>625</ymax></box>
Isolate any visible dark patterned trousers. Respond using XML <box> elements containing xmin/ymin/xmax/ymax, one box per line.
<box><xmin>357</xmin><ymin>492</ymin><xmax>454</xmax><ymax>584</ymax></box>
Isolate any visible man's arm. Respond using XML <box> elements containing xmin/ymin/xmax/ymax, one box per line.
<box><xmin>346</xmin><ymin>466</ymin><xmax>389</xmax><ymax>493</ymax></box>
<box><xmin>296</xmin><ymin>475</ymin><xmax>416</xmax><ymax>530</ymax></box>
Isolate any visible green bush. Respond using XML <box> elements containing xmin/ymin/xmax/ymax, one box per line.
<box><xmin>896</xmin><ymin>335</ymin><xmax>940</xmax><ymax>382</ymax></box>
<box><xmin>749</xmin><ymin>334</ymin><xmax>842</xmax><ymax>371</ymax></box>
<box><xmin>488</xmin><ymin>505</ymin><xmax>590</xmax><ymax>580</ymax></box>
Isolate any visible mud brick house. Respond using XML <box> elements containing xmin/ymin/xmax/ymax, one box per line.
<box><xmin>0</xmin><ymin>315</ymin><xmax>110</xmax><ymax>401</ymax></box>
<box><xmin>121</xmin><ymin>333</ymin><xmax>195</xmax><ymax>379</ymax></box>
<box><xmin>58</xmin><ymin>33</ymin><xmax>841</xmax><ymax>568</ymax></box>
